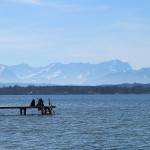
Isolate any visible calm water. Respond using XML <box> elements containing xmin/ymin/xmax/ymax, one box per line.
<box><xmin>0</xmin><ymin>94</ymin><xmax>150</xmax><ymax>150</ymax></box>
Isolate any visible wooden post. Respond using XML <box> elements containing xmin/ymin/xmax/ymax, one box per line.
<box><xmin>41</xmin><ymin>107</ymin><xmax>44</xmax><ymax>115</ymax></box>
<box><xmin>20</xmin><ymin>108</ymin><xmax>22</xmax><ymax>115</ymax></box>
<box><xmin>24</xmin><ymin>108</ymin><xmax>26</xmax><ymax>115</ymax></box>
<box><xmin>48</xmin><ymin>108</ymin><xmax>52</xmax><ymax>115</ymax></box>
<box><xmin>44</xmin><ymin>108</ymin><xmax>47</xmax><ymax>115</ymax></box>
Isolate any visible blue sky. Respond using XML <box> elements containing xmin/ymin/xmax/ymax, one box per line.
<box><xmin>0</xmin><ymin>0</ymin><xmax>150</xmax><ymax>69</ymax></box>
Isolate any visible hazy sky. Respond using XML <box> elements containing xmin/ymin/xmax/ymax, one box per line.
<box><xmin>0</xmin><ymin>0</ymin><xmax>150</xmax><ymax>69</ymax></box>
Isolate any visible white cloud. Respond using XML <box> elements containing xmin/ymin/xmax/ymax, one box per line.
<box><xmin>10</xmin><ymin>0</ymin><xmax>89</xmax><ymax>11</ymax></box>
<box><xmin>11</xmin><ymin>0</ymin><xmax>72</xmax><ymax>8</ymax></box>
<box><xmin>13</xmin><ymin>0</ymin><xmax>42</xmax><ymax>5</ymax></box>
<box><xmin>9</xmin><ymin>0</ymin><xmax>110</xmax><ymax>12</ymax></box>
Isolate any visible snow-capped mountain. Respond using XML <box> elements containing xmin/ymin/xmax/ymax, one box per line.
<box><xmin>0</xmin><ymin>64</ymin><xmax>19</xmax><ymax>82</ymax></box>
<box><xmin>0</xmin><ymin>59</ymin><xmax>150</xmax><ymax>85</ymax></box>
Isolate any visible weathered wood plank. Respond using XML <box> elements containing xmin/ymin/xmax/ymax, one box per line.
<box><xmin>0</xmin><ymin>105</ymin><xmax>56</xmax><ymax>115</ymax></box>
<box><xmin>0</xmin><ymin>106</ymin><xmax>56</xmax><ymax>109</ymax></box>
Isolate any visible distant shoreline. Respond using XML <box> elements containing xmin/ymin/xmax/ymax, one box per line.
<box><xmin>0</xmin><ymin>84</ymin><xmax>150</xmax><ymax>95</ymax></box>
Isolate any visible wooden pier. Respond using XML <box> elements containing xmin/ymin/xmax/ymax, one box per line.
<box><xmin>0</xmin><ymin>105</ymin><xmax>56</xmax><ymax>115</ymax></box>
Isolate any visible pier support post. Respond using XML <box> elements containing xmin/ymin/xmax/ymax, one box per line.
<box><xmin>20</xmin><ymin>108</ymin><xmax>22</xmax><ymax>115</ymax></box>
<box><xmin>44</xmin><ymin>108</ymin><xmax>47</xmax><ymax>115</ymax></box>
<box><xmin>24</xmin><ymin>108</ymin><xmax>26</xmax><ymax>115</ymax></box>
<box><xmin>48</xmin><ymin>108</ymin><xmax>52</xmax><ymax>115</ymax></box>
<box><xmin>41</xmin><ymin>107</ymin><xmax>44</xmax><ymax>115</ymax></box>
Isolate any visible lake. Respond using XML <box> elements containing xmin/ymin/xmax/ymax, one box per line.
<box><xmin>0</xmin><ymin>94</ymin><xmax>150</xmax><ymax>150</ymax></box>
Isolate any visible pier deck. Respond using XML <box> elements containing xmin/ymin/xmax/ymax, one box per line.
<box><xmin>0</xmin><ymin>105</ymin><xmax>56</xmax><ymax>115</ymax></box>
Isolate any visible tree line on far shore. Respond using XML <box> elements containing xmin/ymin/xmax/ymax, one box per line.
<box><xmin>0</xmin><ymin>84</ymin><xmax>150</xmax><ymax>95</ymax></box>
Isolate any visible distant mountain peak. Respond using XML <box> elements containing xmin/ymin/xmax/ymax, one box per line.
<box><xmin>0</xmin><ymin>66</ymin><xmax>5</xmax><ymax>73</ymax></box>
<box><xmin>0</xmin><ymin>60</ymin><xmax>149</xmax><ymax>85</ymax></box>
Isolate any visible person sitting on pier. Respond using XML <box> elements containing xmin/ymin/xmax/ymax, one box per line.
<box><xmin>36</xmin><ymin>98</ymin><xmax>44</xmax><ymax>110</ymax></box>
<box><xmin>30</xmin><ymin>99</ymin><xmax>35</xmax><ymax>106</ymax></box>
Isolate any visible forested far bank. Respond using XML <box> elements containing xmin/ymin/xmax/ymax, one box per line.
<box><xmin>0</xmin><ymin>84</ymin><xmax>150</xmax><ymax>95</ymax></box>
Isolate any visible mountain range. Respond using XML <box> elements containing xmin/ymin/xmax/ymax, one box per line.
<box><xmin>0</xmin><ymin>59</ymin><xmax>150</xmax><ymax>85</ymax></box>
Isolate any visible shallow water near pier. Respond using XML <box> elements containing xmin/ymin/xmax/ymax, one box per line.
<box><xmin>0</xmin><ymin>94</ymin><xmax>150</xmax><ymax>150</ymax></box>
